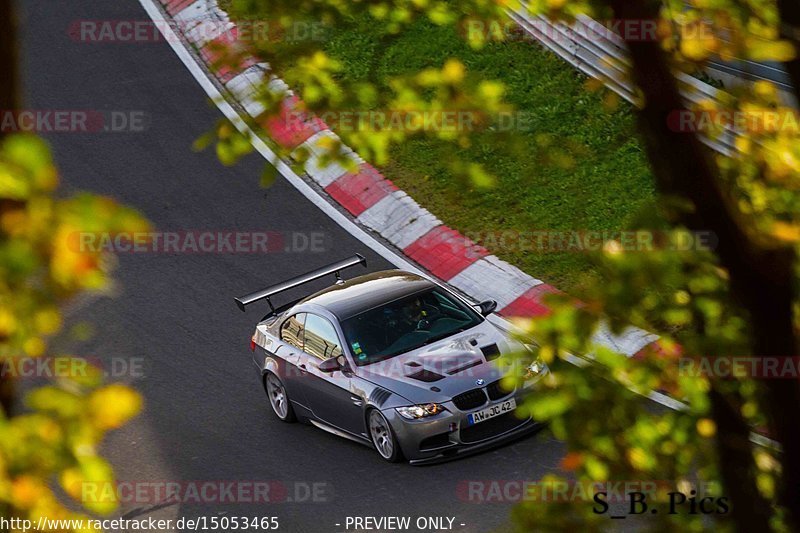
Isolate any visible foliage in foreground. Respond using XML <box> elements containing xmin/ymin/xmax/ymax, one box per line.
<box><xmin>216</xmin><ymin>0</ymin><xmax>800</xmax><ymax>530</ymax></box>
<box><xmin>0</xmin><ymin>135</ymin><xmax>149</xmax><ymax>527</ymax></box>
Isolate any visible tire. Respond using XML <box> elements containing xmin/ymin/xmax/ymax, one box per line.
<box><xmin>367</xmin><ymin>409</ymin><xmax>404</xmax><ymax>463</ymax></box>
<box><xmin>263</xmin><ymin>372</ymin><xmax>296</xmax><ymax>423</ymax></box>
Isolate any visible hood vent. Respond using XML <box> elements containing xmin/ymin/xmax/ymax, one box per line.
<box><xmin>407</xmin><ymin>368</ymin><xmax>445</xmax><ymax>383</ymax></box>
<box><xmin>447</xmin><ymin>359</ymin><xmax>483</xmax><ymax>375</ymax></box>
<box><xmin>480</xmin><ymin>343</ymin><xmax>501</xmax><ymax>361</ymax></box>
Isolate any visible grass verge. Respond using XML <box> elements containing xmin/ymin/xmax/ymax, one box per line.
<box><xmin>218</xmin><ymin>4</ymin><xmax>658</xmax><ymax>296</ymax></box>
<box><xmin>323</xmin><ymin>16</ymin><xmax>657</xmax><ymax>296</ymax></box>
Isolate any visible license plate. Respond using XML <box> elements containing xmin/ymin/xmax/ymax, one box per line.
<box><xmin>467</xmin><ymin>398</ymin><xmax>516</xmax><ymax>425</ymax></box>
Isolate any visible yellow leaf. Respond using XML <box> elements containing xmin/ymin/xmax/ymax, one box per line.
<box><xmin>735</xmin><ymin>135</ymin><xmax>752</xmax><ymax>154</ymax></box>
<box><xmin>584</xmin><ymin>78</ymin><xmax>603</xmax><ymax>93</ymax></box>
<box><xmin>627</xmin><ymin>447</ymin><xmax>653</xmax><ymax>470</ymax></box>
<box><xmin>748</xmin><ymin>39</ymin><xmax>796</xmax><ymax>62</ymax></box>
<box><xmin>681</xmin><ymin>36</ymin><xmax>711</xmax><ymax>61</ymax></box>
<box><xmin>696</xmin><ymin>418</ymin><xmax>716</xmax><ymax>437</ymax></box>
<box><xmin>753</xmin><ymin>81</ymin><xmax>777</xmax><ymax>101</ymax></box>
<box><xmin>61</xmin><ymin>468</ymin><xmax>85</xmax><ymax>500</ymax></box>
<box><xmin>12</xmin><ymin>476</ymin><xmax>47</xmax><ymax>509</ymax></box>
<box><xmin>35</xmin><ymin>308</ymin><xmax>62</xmax><ymax>335</ymax></box>
<box><xmin>23</xmin><ymin>337</ymin><xmax>46</xmax><ymax>357</ymax></box>
<box><xmin>771</xmin><ymin>221</ymin><xmax>800</xmax><ymax>243</ymax></box>
<box><xmin>442</xmin><ymin>59</ymin><xmax>465</xmax><ymax>84</ymax></box>
<box><xmin>0</xmin><ymin>308</ymin><xmax>18</xmax><ymax>336</ymax></box>
<box><xmin>89</xmin><ymin>384</ymin><xmax>143</xmax><ymax>430</ymax></box>
<box><xmin>539</xmin><ymin>345</ymin><xmax>556</xmax><ymax>364</ymax></box>
<box><xmin>560</xmin><ymin>452</ymin><xmax>583</xmax><ymax>471</ymax></box>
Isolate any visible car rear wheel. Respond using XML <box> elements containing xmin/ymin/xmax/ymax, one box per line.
<box><xmin>368</xmin><ymin>409</ymin><xmax>403</xmax><ymax>463</ymax></box>
<box><xmin>264</xmin><ymin>372</ymin><xmax>296</xmax><ymax>422</ymax></box>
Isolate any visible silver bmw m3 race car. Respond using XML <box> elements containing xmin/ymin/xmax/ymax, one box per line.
<box><xmin>235</xmin><ymin>255</ymin><xmax>548</xmax><ymax>464</ymax></box>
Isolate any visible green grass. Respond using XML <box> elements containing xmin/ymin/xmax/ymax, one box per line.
<box><xmin>322</xmin><ymin>17</ymin><xmax>657</xmax><ymax>296</ymax></box>
<box><xmin>217</xmin><ymin>3</ymin><xmax>658</xmax><ymax>296</ymax></box>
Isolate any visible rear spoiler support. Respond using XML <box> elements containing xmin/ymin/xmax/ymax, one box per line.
<box><xmin>234</xmin><ymin>254</ymin><xmax>367</xmax><ymax>313</ymax></box>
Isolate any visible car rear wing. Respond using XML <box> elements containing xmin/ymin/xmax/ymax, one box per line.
<box><xmin>234</xmin><ymin>254</ymin><xmax>367</xmax><ymax>313</ymax></box>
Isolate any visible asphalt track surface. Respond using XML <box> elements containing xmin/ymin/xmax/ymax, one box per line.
<box><xmin>18</xmin><ymin>1</ymin><xmax>571</xmax><ymax>531</ymax></box>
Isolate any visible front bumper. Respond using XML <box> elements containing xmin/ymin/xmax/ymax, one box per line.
<box><xmin>384</xmin><ymin>381</ymin><xmax>546</xmax><ymax>465</ymax></box>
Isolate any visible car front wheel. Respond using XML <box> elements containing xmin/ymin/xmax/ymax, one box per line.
<box><xmin>368</xmin><ymin>409</ymin><xmax>403</xmax><ymax>463</ymax></box>
<box><xmin>264</xmin><ymin>372</ymin><xmax>296</xmax><ymax>422</ymax></box>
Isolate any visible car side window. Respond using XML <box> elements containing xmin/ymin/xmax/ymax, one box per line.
<box><xmin>303</xmin><ymin>314</ymin><xmax>343</xmax><ymax>361</ymax></box>
<box><xmin>280</xmin><ymin>313</ymin><xmax>306</xmax><ymax>350</ymax></box>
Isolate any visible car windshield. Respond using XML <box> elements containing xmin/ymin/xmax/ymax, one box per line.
<box><xmin>340</xmin><ymin>288</ymin><xmax>483</xmax><ymax>366</ymax></box>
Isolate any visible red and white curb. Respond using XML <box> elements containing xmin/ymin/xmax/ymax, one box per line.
<box><xmin>151</xmin><ymin>0</ymin><xmax>662</xmax><ymax>360</ymax></box>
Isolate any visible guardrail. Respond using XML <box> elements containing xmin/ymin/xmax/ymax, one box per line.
<box><xmin>506</xmin><ymin>7</ymin><xmax>740</xmax><ymax>156</ymax></box>
<box><xmin>506</xmin><ymin>5</ymin><xmax>784</xmax><ymax>451</ymax></box>
<box><xmin>708</xmin><ymin>59</ymin><xmax>793</xmax><ymax>92</ymax></box>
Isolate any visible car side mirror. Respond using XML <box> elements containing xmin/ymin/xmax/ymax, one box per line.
<box><xmin>319</xmin><ymin>355</ymin><xmax>349</xmax><ymax>373</ymax></box>
<box><xmin>478</xmin><ymin>300</ymin><xmax>498</xmax><ymax>316</ymax></box>
<box><xmin>318</xmin><ymin>357</ymin><xmax>342</xmax><ymax>373</ymax></box>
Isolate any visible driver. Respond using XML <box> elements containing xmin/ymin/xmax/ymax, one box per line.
<box><xmin>400</xmin><ymin>297</ymin><xmax>440</xmax><ymax>330</ymax></box>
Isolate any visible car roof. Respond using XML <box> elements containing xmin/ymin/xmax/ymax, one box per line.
<box><xmin>298</xmin><ymin>270</ymin><xmax>437</xmax><ymax>320</ymax></box>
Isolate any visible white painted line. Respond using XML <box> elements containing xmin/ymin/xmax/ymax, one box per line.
<box><xmin>136</xmin><ymin>0</ymin><xmax>425</xmax><ymax>278</ymax></box>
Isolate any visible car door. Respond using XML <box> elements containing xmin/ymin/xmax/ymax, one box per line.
<box><xmin>299</xmin><ymin>313</ymin><xmax>368</xmax><ymax>438</ymax></box>
<box><xmin>276</xmin><ymin>313</ymin><xmax>311</xmax><ymax>410</ymax></box>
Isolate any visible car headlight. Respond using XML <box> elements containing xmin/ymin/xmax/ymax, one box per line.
<box><xmin>395</xmin><ymin>403</ymin><xmax>447</xmax><ymax>420</ymax></box>
<box><xmin>523</xmin><ymin>343</ymin><xmax>546</xmax><ymax>379</ymax></box>
<box><xmin>525</xmin><ymin>360</ymin><xmax>544</xmax><ymax>378</ymax></box>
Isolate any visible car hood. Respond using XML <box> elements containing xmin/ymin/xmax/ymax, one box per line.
<box><xmin>355</xmin><ymin>319</ymin><xmax>525</xmax><ymax>405</ymax></box>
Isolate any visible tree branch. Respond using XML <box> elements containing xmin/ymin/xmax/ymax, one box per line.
<box><xmin>0</xmin><ymin>0</ymin><xmax>19</xmax><ymax>124</ymax></box>
<box><xmin>606</xmin><ymin>0</ymin><xmax>800</xmax><ymax>528</ymax></box>
<box><xmin>0</xmin><ymin>0</ymin><xmax>19</xmax><ymax>416</ymax></box>
<box><xmin>777</xmin><ymin>0</ymin><xmax>800</xmax><ymax>100</ymax></box>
